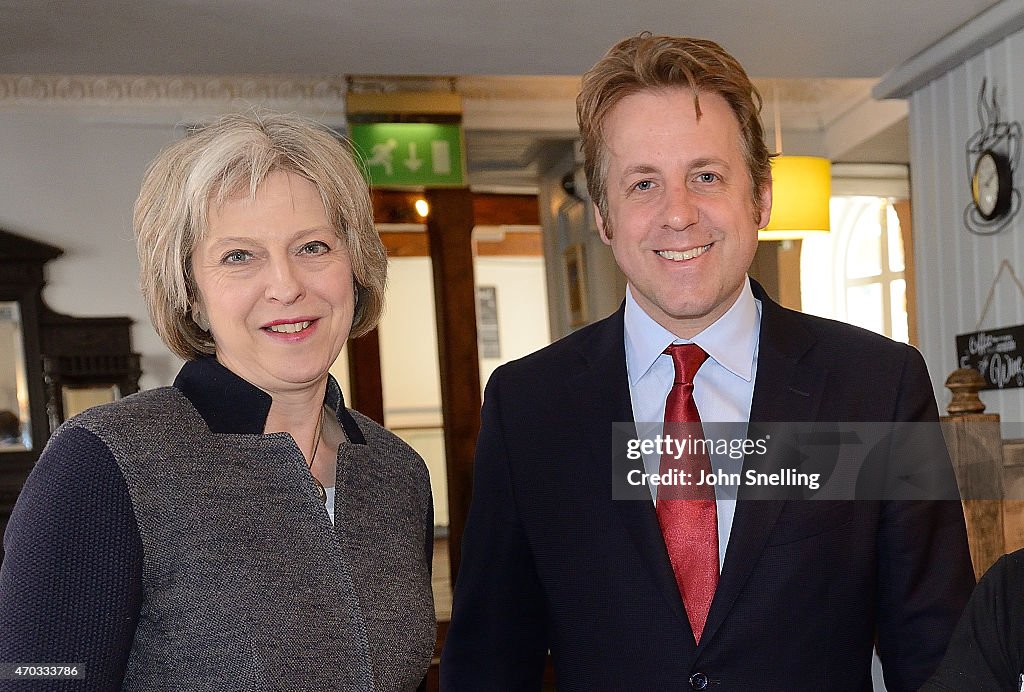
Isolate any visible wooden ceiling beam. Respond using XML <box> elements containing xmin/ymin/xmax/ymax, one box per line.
<box><xmin>372</xmin><ymin>189</ymin><xmax>539</xmax><ymax>227</ymax></box>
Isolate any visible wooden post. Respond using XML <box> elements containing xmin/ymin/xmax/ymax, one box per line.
<box><xmin>425</xmin><ymin>188</ymin><xmax>481</xmax><ymax>585</ymax></box>
<box><xmin>940</xmin><ymin>367</ymin><xmax>1004</xmax><ymax>580</ymax></box>
<box><xmin>892</xmin><ymin>200</ymin><xmax>918</xmax><ymax>347</ymax></box>
<box><xmin>1005</xmin><ymin>440</ymin><xmax>1024</xmax><ymax>553</ymax></box>
<box><xmin>749</xmin><ymin>241</ymin><xmax>781</xmax><ymax>302</ymax></box>
<box><xmin>346</xmin><ymin>328</ymin><xmax>385</xmax><ymax>426</ymax></box>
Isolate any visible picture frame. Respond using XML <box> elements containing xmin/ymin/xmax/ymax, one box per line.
<box><xmin>564</xmin><ymin>243</ymin><xmax>589</xmax><ymax>328</ymax></box>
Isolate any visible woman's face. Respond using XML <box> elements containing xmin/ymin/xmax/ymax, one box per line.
<box><xmin>191</xmin><ymin>170</ymin><xmax>355</xmax><ymax>397</ymax></box>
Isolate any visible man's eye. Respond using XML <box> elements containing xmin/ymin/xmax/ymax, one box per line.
<box><xmin>222</xmin><ymin>250</ymin><xmax>251</xmax><ymax>264</ymax></box>
<box><xmin>696</xmin><ymin>173</ymin><xmax>718</xmax><ymax>183</ymax></box>
<box><xmin>633</xmin><ymin>180</ymin><xmax>654</xmax><ymax>191</ymax></box>
<box><xmin>299</xmin><ymin>241</ymin><xmax>330</xmax><ymax>255</ymax></box>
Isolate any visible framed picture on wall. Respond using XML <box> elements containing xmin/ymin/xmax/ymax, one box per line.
<box><xmin>475</xmin><ymin>285</ymin><xmax>501</xmax><ymax>359</ymax></box>
<box><xmin>564</xmin><ymin>244</ymin><xmax>589</xmax><ymax>328</ymax></box>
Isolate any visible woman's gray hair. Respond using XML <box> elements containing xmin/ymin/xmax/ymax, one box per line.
<box><xmin>133</xmin><ymin>110</ymin><xmax>386</xmax><ymax>360</ymax></box>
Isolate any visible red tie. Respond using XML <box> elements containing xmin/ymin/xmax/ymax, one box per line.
<box><xmin>657</xmin><ymin>344</ymin><xmax>719</xmax><ymax>642</ymax></box>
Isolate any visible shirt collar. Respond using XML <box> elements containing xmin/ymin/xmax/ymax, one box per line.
<box><xmin>624</xmin><ymin>277</ymin><xmax>760</xmax><ymax>385</ymax></box>
<box><xmin>173</xmin><ymin>356</ymin><xmax>366</xmax><ymax>444</ymax></box>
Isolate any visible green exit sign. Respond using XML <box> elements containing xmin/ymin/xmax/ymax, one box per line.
<box><xmin>349</xmin><ymin>122</ymin><xmax>465</xmax><ymax>187</ymax></box>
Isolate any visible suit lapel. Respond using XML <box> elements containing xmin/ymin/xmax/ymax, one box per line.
<box><xmin>579</xmin><ymin>285</ymin><xmax>831</xmax><ymax>651</ymax></box>
<box><xmin>573</xmin><ymin>308</ymin><xmax>694</xmax><ymax>634</ymax></box>
<box><xmin>700</xmin><ymin>281</ymin><xmax>827</xmax><ymax>649</ymax></box>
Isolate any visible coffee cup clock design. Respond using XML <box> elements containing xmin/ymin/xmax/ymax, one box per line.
<box><xmin>962</xmin><ymin>79</ymin><xmax>1021</xmax><ymax>234</ymax></box>
<box><xmin>972</xmin><ymin>148</ymin><xmax>1013</xmax><ymax>220</ymax></box>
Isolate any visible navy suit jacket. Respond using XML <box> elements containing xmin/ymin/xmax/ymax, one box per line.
<box><xmin>441</xmin><ymin>281</ymin><xmax>974</xmax><ymax>691</ymax></box>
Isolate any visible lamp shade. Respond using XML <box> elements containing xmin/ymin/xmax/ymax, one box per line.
<box><xmin>760</xmin><ymin>155</ymin><xmax>831</xmax><ymax>240</ymax></box>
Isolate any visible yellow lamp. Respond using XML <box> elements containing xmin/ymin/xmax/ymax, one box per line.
<box><xmin>760</xmin><ymin>155</ymin><xmax>831</xmax><ymax>241</ymax></box>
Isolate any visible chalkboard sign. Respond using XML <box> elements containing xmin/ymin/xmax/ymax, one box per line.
<box><xmin>956</xmin><ymin>325</ymin><xmax>1024</xmax><ymax>390</ymax></box>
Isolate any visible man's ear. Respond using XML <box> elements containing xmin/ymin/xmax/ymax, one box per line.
<box><xmin>593</xmin><ymin>202</ymin><xmax>612</xmax><ymax>245</ymax></box>
<box><xmin>756</xmin><ymin>179</ymin><xmax>773</xmax><ymax>229</ymax></box>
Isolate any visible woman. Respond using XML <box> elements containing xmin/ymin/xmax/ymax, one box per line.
<box><xmin>0</xmin><ymin>111</ymin><xmax>435</xmax><ymax>690</ymax></box>
<box><xmin>924</xmin><ymin>549</ymin><xmax>1024</xmax><ymax>692</ymax></box>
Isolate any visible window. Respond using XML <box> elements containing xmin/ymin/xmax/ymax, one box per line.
<box><xmin>800</xmin><ymin>197</ymin><xmax>909</xmax><ymax>342</ymax></box>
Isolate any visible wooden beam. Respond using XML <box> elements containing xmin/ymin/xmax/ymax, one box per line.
<box><xmin>425</xmin><ymin>188</ymin><xmax>481</xmax><ymax>586</ymax></box>
<box><xmin>476</xmin><ymin>232</ymin><xmax>543</xmax><ymax>257</ymax></box>
<box><xmin>372</xmin><ymin>189</ymin><xmax>541</xmax><ymax>227</ymax></box>
<box><xmin>380</xmin><ymin>230</ymin><xmax>543</xmax><ymax>258</ymax></box>
<box><xmin>893</xmin><ymin>199</ymin><xmax>918</xmax><ymax>347</ymax></box>
<box><xmin>472</xmin><ymin>193</ymin><xmax>540</xmax><ymax>226</ymax></box>
<box><xmin>776</xmin><ymin>240</ymin><xmax>802</xmax><ymax>311</ymax></box>
<box><xmin>380</xmin><ymin>231</ymin><xmax>430</xmax><ymax>257</ymax></box>
<box><xmin>346</xmin><ymin>328</ymin><xmax>385</xmax><ymax>426</ymax></box>
<box><xmin>373</xmin><ymin>190</ymin><xmax>425</xmax><ymax>225</ymax></box>
<box><xmin>749</xmin><ymin>241</ymin><xmax>781</xmax><ymax>301</ymax></box>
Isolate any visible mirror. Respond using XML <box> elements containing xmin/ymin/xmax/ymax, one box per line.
<box><xmin>0</xmin><ymin>302</ymin><xmax>31</xmax><ymax>451</ymax></box>
<box><xmin>62</xmin><ymin>384</ymin><xmax>119</xmax><ymax>419</ymax></box>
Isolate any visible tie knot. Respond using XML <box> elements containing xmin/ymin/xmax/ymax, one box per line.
<box><xmin>664</xmin><ymin>343</ymin><xmax>708</xmax><ymax>385</ymax></box>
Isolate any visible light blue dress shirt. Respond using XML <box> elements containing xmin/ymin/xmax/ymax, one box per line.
<box><xmin>624</xmin><ymin>278</ymin><xmax>761</xmax><ymax>569</ymax></box>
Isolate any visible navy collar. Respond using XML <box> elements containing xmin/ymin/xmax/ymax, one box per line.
<box><xmin>173</xmin><ymin>357</ymin><xmax>366</xmax><ymax>445</ymax></box>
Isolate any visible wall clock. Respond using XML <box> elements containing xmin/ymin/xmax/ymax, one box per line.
<box><xmin>971</xmin><ymin>149</ymin><xmax>1013</xmax><ymax>220</ymax></box>
<box><xmin>964</xmin><ymin>80</ymin><xmax>1021</xmax><ymax>235</ymax></box>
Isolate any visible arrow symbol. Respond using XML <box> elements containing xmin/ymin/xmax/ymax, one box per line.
<box><xmin>404</xmin><ymin>142</ymin><xmax>423</xmax><ymax>171</ymax></box>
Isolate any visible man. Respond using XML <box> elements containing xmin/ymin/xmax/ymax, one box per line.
<box><xmin>441</xmin><ymin>34</ymin><xmax>974</xmax><ymax>691</ymax></box>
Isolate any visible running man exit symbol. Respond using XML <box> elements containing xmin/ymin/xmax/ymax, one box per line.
<box><xmin>349</xmin><ymin>122</ymin><xmax>465</xmax><ymax>187</ymax></box>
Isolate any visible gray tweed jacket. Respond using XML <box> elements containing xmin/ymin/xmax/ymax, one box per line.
<box><xmin>0</xmin><ymin>357</ymin><xmax>435</xmax><ymax>691</ymax></box>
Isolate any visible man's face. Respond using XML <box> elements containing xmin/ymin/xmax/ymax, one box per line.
<box><xmin>595</xmin><ymin>88</ymin><xmax>770</xmax><ymax>338</ymax></box>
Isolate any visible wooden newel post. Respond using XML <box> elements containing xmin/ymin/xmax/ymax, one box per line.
<box><xmin>940</xmin><ymin>367</ymin><xmax>1004</xmax><ymax>580</ymax></box>
<box><xmin>945</xmin><ymin>367</ymin><xmax>989</xmax><ymax>415</ymax></box>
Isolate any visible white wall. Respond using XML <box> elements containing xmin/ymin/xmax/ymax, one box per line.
<box><xmin>0</xmin><ymin>82</ymin><xmax>349</xmax><ymax>390</ymax></box>
<box><xmin>0</xmin><ymin>110</ymin><xmax>183</xmax><ymax>389</ymax></box>
<box><xmin>376</xmin><ymin>254</ymin><xmax>551</xmax><ymax>528</ymax></box>
<box><xmin>906</xmin><ymin>30</ymin><xmax>1024</xmax><ymax>423</ymax></box>
<box><xmin>536</xmin><ymin>144</ymin><xmax>625</xmax><ymax>340</ymax></box>
<box><xmin>378</xmin><ymin>257</ymin><xmax>442</xmax><ymax>428</ymax></box>
<box><xmin>476</xmin><ymin>256</ymin><xmax>551</xmax><ymax>388</ymax></box>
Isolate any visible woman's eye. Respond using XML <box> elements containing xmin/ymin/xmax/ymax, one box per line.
<box><xmin>633</xmin><ymin>180</ymin><xmax>654</xmax><ymax>191</ymax></box>
<box><xmin>222</xmin><ymin>250</ymin><xmax>251</xmax><ymax>264</ymax></box>
<box><xmin>696</xmin><ymin>172</ymin><xmax>718</xmax><ymax>184</ymax></box>
<box><xmin>299</xmin><ymin>241</ymin><xmax>330</xmax><ymax>255</ymax></box>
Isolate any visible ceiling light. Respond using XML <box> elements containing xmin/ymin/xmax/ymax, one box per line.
<box><xmin>759</xmin><ymin>88</ymin><xmax>831</xmax><ymax>241</ymax></box>
<box><xmin>760</xmin><ymin>155</ymin><xmax>831</xmax><ymax>240</ymax></box>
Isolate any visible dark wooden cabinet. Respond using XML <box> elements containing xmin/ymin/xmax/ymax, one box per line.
<box><xmin>0</xmin><ymin>228</ymin><xmax>140</xmax><ymax>551</ymax></box>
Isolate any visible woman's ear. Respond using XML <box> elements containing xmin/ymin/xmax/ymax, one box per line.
<box><xmin>192</xmin><ymin>306</ymin><xmax>210</xmax><ymax>332</ymax></box>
